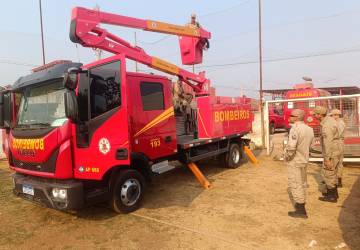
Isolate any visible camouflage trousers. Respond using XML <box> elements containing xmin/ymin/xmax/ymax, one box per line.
<box><xmin>287</xmin><ymin>162</ymin><xmax>308</xmax><ymax>204</ymax></box>
<box><xmin>321</xmin><ymin>157</ymin><xmax>340</xmax><ymax>189</ymax></box>
<box><xmin>337</xmin><ymin>154</ymin><xmax>344</xmax><ymax>179</ymax></box>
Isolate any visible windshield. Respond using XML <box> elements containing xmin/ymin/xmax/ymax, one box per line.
<box><xmin>17</xmin><ymin>81</ymin><xmax>68</xmax><ymax>127</ymax></box>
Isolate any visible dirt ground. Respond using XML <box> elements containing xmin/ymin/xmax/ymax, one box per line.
<box><xmin>0</xmin><ymin>150</ymin><xmax>359</xmax><ymax>250</ymax></box>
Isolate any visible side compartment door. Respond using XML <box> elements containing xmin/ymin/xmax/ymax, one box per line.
<box><xmin>131</xmin><ymin>79</ymin><xmax>177</xmax><ymax>160</ymax></box>
<box><xmin>73</xmin><ymin>56</ymin><xmax>130</xmax><ymax>180</ymax></box>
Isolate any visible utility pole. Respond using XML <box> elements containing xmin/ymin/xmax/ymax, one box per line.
<box><xmin>134</xmin><ymin>32</ymin><xmax>138</xmax><ymax>72</ymax></box>
<box><xmin>258</xmin><ymin>0</ymin><xmax>265</xmax><ymax>148</ymax></box>
<box><xmin>39</xmin><ymin>0</ymin><xmax>46</xmax><ymax>65</ymax></box>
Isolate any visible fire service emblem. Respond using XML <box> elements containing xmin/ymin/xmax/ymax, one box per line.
<box><xmin>98</xmin><ymin>138</ymin><xmax>110</xmax><ymax>155</ymax></box>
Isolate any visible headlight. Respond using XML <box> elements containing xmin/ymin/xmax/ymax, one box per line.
<box><xmin>59</xmin><ymin>189</ymin><xmax>67</xmax><ymax>199</ymax></box>
<box><xmin>52</xmin><ymin>188</ymin><xmax>59</xmax><ymax>198</ymax></box>
<box><xmin>52</xmin><ymin>188</ymin><xmax>67</xmax><ymax>199</ymax></box>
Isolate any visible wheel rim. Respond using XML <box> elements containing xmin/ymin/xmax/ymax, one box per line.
<box><xmin>120</xmin><ymin>178</ymin><xmax>141</xmax><ymax>207</ymax></box>
<box><xmin>232</xmin><ymin>148</ymin><xmax>240</xmax><ymax>163</ymax></box>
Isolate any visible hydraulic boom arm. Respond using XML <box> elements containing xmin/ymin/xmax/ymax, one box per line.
<box><xmin>70</xmin><ymin>7</ymin><xmax>211</xmax><ymax>94</ymax></box>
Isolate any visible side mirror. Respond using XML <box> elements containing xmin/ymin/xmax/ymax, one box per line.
<box><xmin>0</xmin><ymin>91</ymin><xmax>12</xmax><ymax>129</ymax></box>
<box><xmin>63</xmin><ymin>72</ymin><xmax>78</xmax><ymax>90</ymax></box>
<box><xmin>63</xmin><ymin>67</ymin><xmax>88</xmax><ymax>90</ymax></box>
<box><xmin>64</xmin><ymin>91</ymin><xmax>78</xmax><ymax>122</ymax></box>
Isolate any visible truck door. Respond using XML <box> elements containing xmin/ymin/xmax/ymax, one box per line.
<box><xmin>73</xmin><ymin>55</ymin><xmax>130</xmax><ymax>180</ymax></box>
<box><xmin>128</xmin><ymin>75</ymin><xmax>177</xmax><ymax>160</ymax></box>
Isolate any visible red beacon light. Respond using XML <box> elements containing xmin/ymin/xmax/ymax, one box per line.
<box><xmin>32</xmin><ymin>60</ymin><xmax>72</xmax><ymax>73</ymax></box>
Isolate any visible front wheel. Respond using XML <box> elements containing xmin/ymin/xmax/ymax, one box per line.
<box><xmin>110</xmin><ymin>169</ymin><xmax>146</xmax><ymax>213</ymax></box>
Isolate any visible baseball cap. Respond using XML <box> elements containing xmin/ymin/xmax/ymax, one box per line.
<box><xmin>330</xmin><ymin>109</ymin><xmax>341</xmax><ymax>116</ymax></box>
<box><xmin>313</xmin><ymin>106</ymin><xmax>327</xmax><ymax>115</ymax></box>
<box><xmin>290</xmin><ymin>109</ymin><xmax>305</xmax><ymax>119</ymax></box>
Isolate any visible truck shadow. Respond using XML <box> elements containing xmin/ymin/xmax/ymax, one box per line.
<box><xmin>338</xmin><ymin>174</ymin><xmax>360</xmax><ymax>249</ymax></box>
<box><xmin>142</xmin><ymin>149</ymin><xmax>260</xmax><ymax>210</ymax></box>
<box><xmin>142</xmin><ymin>162</ymin><xmax>229</xmax><ymax>210</ymax></box>
<box><xmin>75</xmin><ymin>161</ymin><xmax>230</xmax><ymax>220</ymax></box>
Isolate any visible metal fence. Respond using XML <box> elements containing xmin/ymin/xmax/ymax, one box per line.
<box><xmin>264</xmin><ymin>94</ymin><xmax>360</xmax><ymax>162</ymax></box>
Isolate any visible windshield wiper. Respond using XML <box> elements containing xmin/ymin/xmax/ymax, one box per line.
<box><xmin>28</xmin><ymin>122</ymin><xmax>51</xmax><ymax>127</ymax></box>
<box><xmin>16</xmin><ymin>124</ymin><xmax>31</xmax><ymax>128</ymax></box>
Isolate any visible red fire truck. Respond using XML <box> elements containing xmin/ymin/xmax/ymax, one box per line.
<box><xmin>268</xmin><ymin>82</ymin><xmax>330</xmax><ymax>133</ymax></box>
<box><xmin>0</xmin><ymin>7</ymin><xmax>253</xmax><ymax>213</ymax></box>
<box><xmin>268</xmin><ymin>103</ymin><xmax>289</xmax><ymax>134</ymax></box>
<box><xmin>283</xmin><ymin>82</ymin><xmax>331</xmax><ymax>128</ymax></box>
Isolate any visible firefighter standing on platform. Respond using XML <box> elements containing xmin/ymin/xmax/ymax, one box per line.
<box><xmin>313</xmin><ymin>106</ymin><xmax>341</xmax><ymax>202</ymax></box>
<box><xmin>330</xmin><ymin>109</ymin><xmax>345</xmax><ymax>187</ymax></box>
<box><xmin>284</xmin><ymin>109</ymin><xmax>314</xmax><ymax>219</ymax></box>
<box><xmin>187</xmin><ymin>14</ymin><xmax>210</xmax><ymax>50</ymax></box>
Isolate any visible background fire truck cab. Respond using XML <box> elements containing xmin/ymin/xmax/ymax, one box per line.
<box><xmin>268</xmin><ymin>102</ymin><xmax>289</xmax><ymax>134</ymax></box>
<box><xmin>283</xmin><ymin>82</ymin><xmax>331</xmax><ymax>128</ymax></box>
<box><xmin>267</xmin><ymin>82</ymin><xmax>330</xmax><ymax>134</ymax></box>
<box><xmin>0</xmin><ymin>7</ymin><xmax>253</xmax><ymax>213</ymax></box>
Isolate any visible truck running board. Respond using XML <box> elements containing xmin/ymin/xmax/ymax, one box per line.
<box><xmin>151</xmin><ymin>160</ymin><xmax>176</xmax><ymax>174</ymax></box>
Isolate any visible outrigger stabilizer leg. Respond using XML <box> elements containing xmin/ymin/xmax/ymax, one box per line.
<box><xmin>244</xmin><ymin>146</ymin><xmax>259</xmax><ymax>164</ymax></box>
<box><xmin>187</xmin><ymin>162</ymin><xmax>211</xmax><ymax>189</ymax></box>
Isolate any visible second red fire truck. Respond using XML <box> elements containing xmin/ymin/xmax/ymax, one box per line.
<box><xmin>269</xmin><ymin>82</ymin><xmax>330</xmax><ymax>133</ymax></box>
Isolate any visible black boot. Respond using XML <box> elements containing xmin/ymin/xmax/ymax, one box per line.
<box><xmin>288</xmin><ymin>203</ymin><xmax>308</xmax><ymax>219</ymax></box>
<box><xmin>338</xmin><ymin>178</ymin><xmax>342</xmax><ymax>188</ymax></box>
<box><xmin>334</xmin><ymin>186</ymin><xmax>339</xmax><ymax>199</ymax></box>
<box><xmin>321</xmin><ymin>188</ymin><xmax>328</xmax><ymax>197</ymax></box>
<box><xmin>321</xmin><ymin>181</ymin><xmax>327</xmax><ymax>196</ymax></box>
<box><xmin>319</xmin><ymin>188</ymin><xmax>337</xmax><ymax>203</ymax></box>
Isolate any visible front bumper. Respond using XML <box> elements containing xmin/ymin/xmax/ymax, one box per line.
<box><xmin>13</xmin><ymin>173</ymin><xmax>84</xmax><ymax>210</ymax></box>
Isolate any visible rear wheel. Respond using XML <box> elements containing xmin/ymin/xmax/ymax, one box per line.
<box><xmin>110</xmin><ymin>169</ymin><xmax>145</xmax><ymax>213</ymax></box>
<box><xmin>223</xmin><ymin>143</ymin><xmax>242</xmax><ymax>169</ymax></box>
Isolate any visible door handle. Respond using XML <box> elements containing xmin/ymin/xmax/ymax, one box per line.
<box><xmin>164</xmin><ymin>136</ymin><xmax>172</xmax><ymax>143</ymax></box>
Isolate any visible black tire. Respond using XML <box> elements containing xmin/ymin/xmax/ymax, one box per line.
<box><xmin>223</xmin><ymin>143</ymin><xmax>242</xmax><ymax>169</ymax></box>
<box><xmin>269</xmin><ymin>123</ymin><xmax>275</xmax><ymax>135</ymax></box>
<box><xmin>110</xmin><ymin>169</ymin><xmax>146</xmax><ymax>213</ymax></box>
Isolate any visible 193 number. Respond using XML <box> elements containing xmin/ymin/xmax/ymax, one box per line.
<box><xmin>150</xmin><ymin>138</ymin><xmax>161</xmax><ymax>148</ymax></box>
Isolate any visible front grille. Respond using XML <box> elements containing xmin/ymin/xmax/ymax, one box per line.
<box><xmin>13</xmin><ymin>158</ymin><xmax>41</xmax><ymax>171</ymax></box>
<box><xmin>12</xmin><ymin>149</ymin><xmax>59</xmax><ymax>173</ymax></box>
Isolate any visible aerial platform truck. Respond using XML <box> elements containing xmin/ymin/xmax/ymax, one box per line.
<box><xmin>0</xmin><ymin>7</ymin><xmax>256</xmax><ymax>213</ymax></box>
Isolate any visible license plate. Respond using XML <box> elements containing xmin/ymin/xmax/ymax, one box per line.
<box><xmin>22</xmin><ymin>184</ymin><xmax>34</xmax><ymax>196</ymax></box>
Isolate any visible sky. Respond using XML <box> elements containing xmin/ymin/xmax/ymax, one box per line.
<box><xmin>1</xmin><ymin>0</ymin><xmax>360</xmax><ymax>97</ymax></box>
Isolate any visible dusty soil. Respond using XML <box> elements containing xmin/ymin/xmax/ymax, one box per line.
<box><xmin>0</xmin><ymin>151</ymin><xmax>359</xmax><ymax>250</ymax></box>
